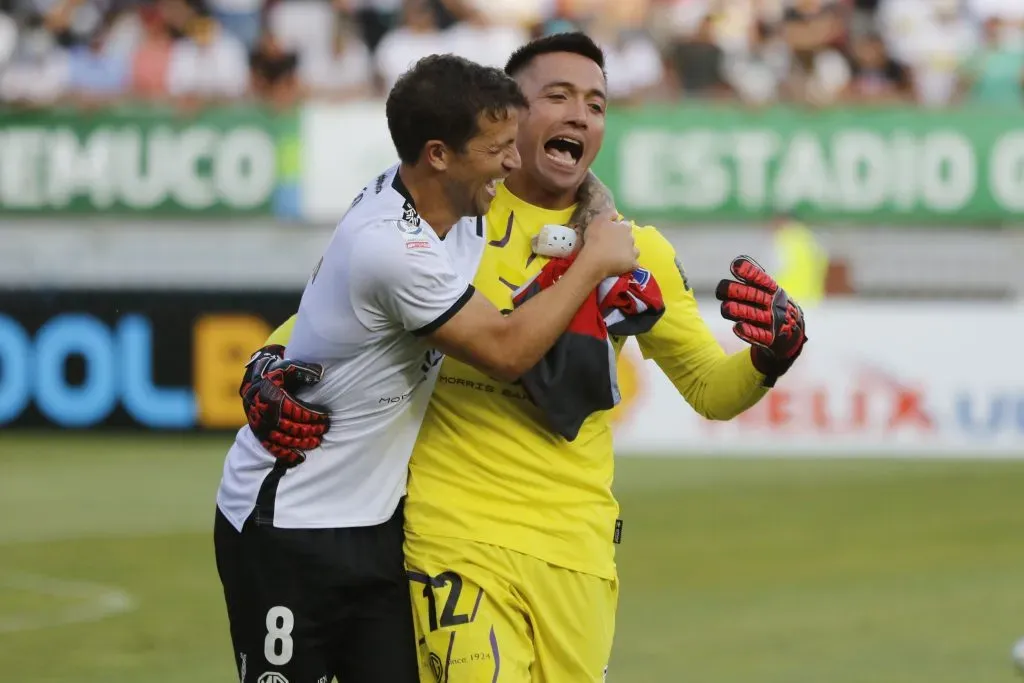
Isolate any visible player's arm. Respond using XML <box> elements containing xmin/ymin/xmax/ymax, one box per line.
<box><xmin>391</xmin><ymin>215</ymin><xmax>637</xmax><ymax>383</ymax></box>
<box><xmin>634</xmin><ymin>227</ymin><xmax>806</xmax><ymax>421</ymax></box>
<box><xmin>424</xmin><ymin>262</ymin><xmax>600</xmax><ymax>383</ymax></box>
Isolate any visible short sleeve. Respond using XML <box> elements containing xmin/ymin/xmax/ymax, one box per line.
<box><xmin>351</xmin><ymin>221</ymin><xmax>475</xmax><ymax>336</ymax></box>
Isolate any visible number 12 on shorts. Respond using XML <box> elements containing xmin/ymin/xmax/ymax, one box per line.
<box><xmin>264</xmin><ymin>606</ymin><xmax>295</xmax><ymax>666</ymax></box>
<box><xmin>409</xmin><ymin>571</ymin><xmax>477</xmax><ymax>631</ymax></box>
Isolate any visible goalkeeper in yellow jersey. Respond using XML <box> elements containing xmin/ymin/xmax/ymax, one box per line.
<box><xmin>240</xmin><ymin>32</ymin><xmax>807</xmax><ymax>683</ymax></box>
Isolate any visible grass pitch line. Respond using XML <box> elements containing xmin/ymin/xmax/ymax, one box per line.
<box><xmin>0</xmin><ymin>572</ymin><xmax>136</xmax><ymax>634</ymax></box>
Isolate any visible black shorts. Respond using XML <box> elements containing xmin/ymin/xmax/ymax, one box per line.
<box><xmin>213</xmin><ymin>499</ymin><xmax>418</xmax><ymax>683</ymax></box>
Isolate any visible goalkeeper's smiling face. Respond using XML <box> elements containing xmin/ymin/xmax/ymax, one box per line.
<box><xmin>443</xmin><ymin>107</ymin><xmax>523</xmax><ymax>217</ymax></box>
<box><xmin>512</xmin><ymin>51</ymin><xmax>607</xmax><ymax>205</ymax></box>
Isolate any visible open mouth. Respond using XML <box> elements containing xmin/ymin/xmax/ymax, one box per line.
<box><xmin>544</xmin><ymin>136</ymin><xmax>584</xmax><ymax>168</ymax></box>
<box><xmin>485</xmin><ymin>178</ymin><xmax>501</xmax><ymax>197</ymax></box>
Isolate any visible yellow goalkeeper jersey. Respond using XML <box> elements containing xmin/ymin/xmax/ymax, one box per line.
<box><xmin>404</xmin><ymin>186</ymin><xmax>769</xmax><ymax>580</ymax></box>
<box><xmin>268</xmin><ymin>184</ymin><xmax>770</xmax><ymax>580</ymax></box>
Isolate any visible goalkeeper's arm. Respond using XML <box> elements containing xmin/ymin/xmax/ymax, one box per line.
<box><xmin>636</xmin><ymin>231</ymin><xmax>806</xmax><ymax>421</ymax></box>
<box><xmin>266</xmin><ymin>315</ymin><xmax>297</xmax><ymax>347</ymax></box>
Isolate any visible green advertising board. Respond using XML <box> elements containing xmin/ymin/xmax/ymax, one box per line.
<box><xmin>592</xmin><ymin>105</ymin><xmax>1024</xmax><ymax>224</ymax></box>
<box><xmin>0</xmin><ymin>106</ymin><xmax>298</xmax><ymax>216</ymax></box>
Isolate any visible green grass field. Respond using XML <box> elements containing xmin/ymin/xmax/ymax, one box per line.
<box><xmin>1</xmin><ymin>433</ymin><xmax>1023</xmax><ymax>683</ymax></box>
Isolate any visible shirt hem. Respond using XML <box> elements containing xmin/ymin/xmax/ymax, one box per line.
<box><xmin>403</xmin><ymin>526</ymin><xmax>617</xmax><ymax>581</ymax></box>
<box><xmin>216</xmin><ymin>502</ymin><xmax>398</xmax><ymax>531</ymax></box>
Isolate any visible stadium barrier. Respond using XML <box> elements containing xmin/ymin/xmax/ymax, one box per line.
<box><xmin>4</xmin><ymin>103</ymin><xmax>1024</xmax><ymax>225</ymax></box>
<box><xmin>1</xmin><ymin>290</ymin><xmax>1021</xmax><ymax>457</ymax></box>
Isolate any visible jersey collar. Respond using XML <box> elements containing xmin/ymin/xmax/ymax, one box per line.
<box><xmin>494</xmin><ymin>183</ymin><xmax>576</xmax><ymax>236</ymax></box>
<box><xmin>392</xmin><ymin>166</ymin><xmax>415</xmax><ymax>208</ymax></box>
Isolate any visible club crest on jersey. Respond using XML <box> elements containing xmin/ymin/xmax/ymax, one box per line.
<box><xmin>630</xmin><ymin>267</ymin><xmax>651</xmax><ymax>289</ymax></box>
<box><xmin>397</xmin><ymin>220</ymin><xmax>423</xmax><ymax>235</ymax></box>
<box><xmin>402</xmin><ymin>200</ymin><xmax>421</xmax><ymax>227</ymax></box>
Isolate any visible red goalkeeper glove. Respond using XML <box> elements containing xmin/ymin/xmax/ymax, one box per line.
<box><xmin>715</xmin><ymin>256</ymin><xmax>808</xmax><ymax>386</ymax></box>
<box><xmin>239</xmin><ymin>345</ymin><xmax>331</xmax><ymax>466</ymax></box>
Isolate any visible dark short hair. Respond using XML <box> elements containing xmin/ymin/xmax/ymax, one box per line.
<box><xmin>386</xmin><ymin>54</ymin><xmax>528</xmax><ymax>164</ymax></box>
<box><xmin>504</xmin><ymin>32</ymin><xmax>606</xmax><ymax>78</ymax></box>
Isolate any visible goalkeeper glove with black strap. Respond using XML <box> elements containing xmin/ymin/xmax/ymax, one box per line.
<box><xmin>239</xmin><ymin>345</ymin><xmax>330</xmax><ymax>466</ymax></box>
<box><xmin>715</xmin><ymin>256</ymin><xmax>808</xmax><ymax>387</ymax></box>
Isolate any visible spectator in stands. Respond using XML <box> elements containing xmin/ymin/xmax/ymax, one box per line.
<box><xmin>882</xmin><ymin>0</ymin><xmax>977</xmax><ymax>107</ymax></box>
<box><xmin>843</xmin><ymin>30</ymin><xmax>912</xmax><ymax>102</ymax></box>
<box><xmin>961</xmin><ymin>16</ymin><xmax>1024</xmax><ymax>105</ymax></box>
<box><xmin>583</xmin><ymin>1</ymin><xmax>667</xmax><ymax>104</ymax></box>
<box><xmin>373</xmin><ymin>0</ymin><xmax>445</xmax><ymax>91</ymax></box>
<box><xmin>0</xmin><ymin>13</ymin><xmax>69</xmax><ymax>107</ymax></box>
<box><xmin>64</xmin><ymin>18</ymin><xmax>129</xmax><ymax>106</ymax></box>
<box><xmin>296</xmin><ymin>9</ymin><xmax>373</xmax><ymax>101</ymax></box>
<box><xmin>2</xmin><ymin>0</ymin><xmax>1019</xmax><ymax>109</ymax></box>
<box><xmin>444</xmin><ymin>10</ymin><xmax>528</xmax><ymax>72</ymax></box>
<box><xmin>40</xmin><ymin>0</ymin><xmax>111</xmax><ymax>49</ymax></box>
<box><xmin>249</xmin><ymin>29</ymin><xmax>298</xmax><ymax>107</ymax></box>
<box><xmin>782</xmin><ymin>0</ymin><xmax>847</xmax><ymax>62</ymax></box>
<box><xmin>372</xmin><ymin>0</ymin><xmax>526</xmax><ymax>92</ymax></box>
<box><xmin>665</xmin><ymin>9</ymin><xmax>729</xmax><ymax>97</ymax></box>
<box><xmin>968</xmin><ymin>0</ymin><xmax>1024</xmax><ymax>26</ymax></box>
<box><xmin>266</xmin><ymin>0</ymin><xmax>335</xmax><ymax>63</ymax></box>
<box><xmin>158</xmin><ymin>0</ymin><xmax>202</xmax><ymax>39</ymax></box>
<box><xmin>167</xmin><ymin>14</ymin><xmax>249</xmax><ymax>107</ymax></box>
<box><xmin>338</xmin><ymin>0</ymin><xmax>402</xmax><ymax>54</ymax></box>
<box><xmin>850</xmin><ymin>0</ymin><xmax>881</xmax><ymax>38</ymax></box>
<box><xmin>129</xmin><ymin>4</ymin><xmax>174</xmax><ymax>101</ymax></box>
<box><xmin>721</xmin><ymin>3</ymin><xmax>794</xmax><ymax>104</ymax></box>
<box><xmin>781</xmin><ymin>0</ymin><xmax>851</xmax><ymax>104</ymax></box>
<box><xmin>460</xmin><ymin>0</ymin><xmax>553</xmax><ymax>28</ymax></box>
<box><xmin>207</xmin><ymin>0</ymin><xmax>261</xmax><ymax>50</ymax></box>
<box><xmin>426</xmin><ymin>0</ymin><xmax>486</xmax><ymax>27</ymax></box>
<box><xmin>0</xmin><ymin>3</ymin><xmax>17</xmax><ymax>73</ymax></box>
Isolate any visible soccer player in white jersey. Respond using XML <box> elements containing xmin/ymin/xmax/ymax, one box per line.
<box><xmin>213</xmin><ymin>54</ymin><xmax>638</xmax><ymax>683</ymax></box>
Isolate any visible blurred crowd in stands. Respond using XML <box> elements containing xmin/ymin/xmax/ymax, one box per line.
<box><xmin>0</xmin><ymin>0</ymin><xmax>1021</xmax><ymax>110</ymax></box>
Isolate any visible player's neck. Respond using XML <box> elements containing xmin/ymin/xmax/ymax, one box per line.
<box><xmin>503</xmin><ymin>172</ymin><xmax>577</xmax><ymax>211</ymax></box>
<box><xmin>398</xmin><ymin>163</ymin><xmax>459</xmax><ymax>238</ymax></box>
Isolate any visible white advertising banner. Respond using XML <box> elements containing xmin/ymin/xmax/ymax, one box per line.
<box><xmin>610</xmin><ymin>301</ymin><xmax>1024</xmax><ymax>457</ymax></box>
<box><xmin>301</xmin><ymin>101</ymin><xmax>394</xmax><ymax>223</ymax></box>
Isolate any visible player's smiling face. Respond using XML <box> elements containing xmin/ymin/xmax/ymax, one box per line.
<box><xmin>445</xmin><ymin>108</ymin><xmax>522</xmax><ymax>216</ymax></box>
<box><xmin>513</xmin><ymin>52</ymin><xmax>607</xmax><ymax>202</ymax></box>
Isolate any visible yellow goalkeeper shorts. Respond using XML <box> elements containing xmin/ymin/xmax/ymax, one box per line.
<box><xmin>405</xmin><ymin>531</ymin><xmax>618</xmax><ymax>683</ymax></box>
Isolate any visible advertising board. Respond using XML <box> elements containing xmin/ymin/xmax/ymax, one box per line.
<box><xmin>299</xmin><ymin>102</ymin><xmax>1024</xmax><ymax>225</ymax></box>
<box><xmin>0</xmin><ymin>290</ymin><xmax>299</xmax><ymax>429</ymax></box>
<box><xmin>3</xmin><ymin>292</ymin><xmax>1020</xmax><ymax>458</ymax></box>
<box><xmin>612</xmin><ymin>301</ymin><xmax>1024</xmax><ymax>457</ymax></box>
